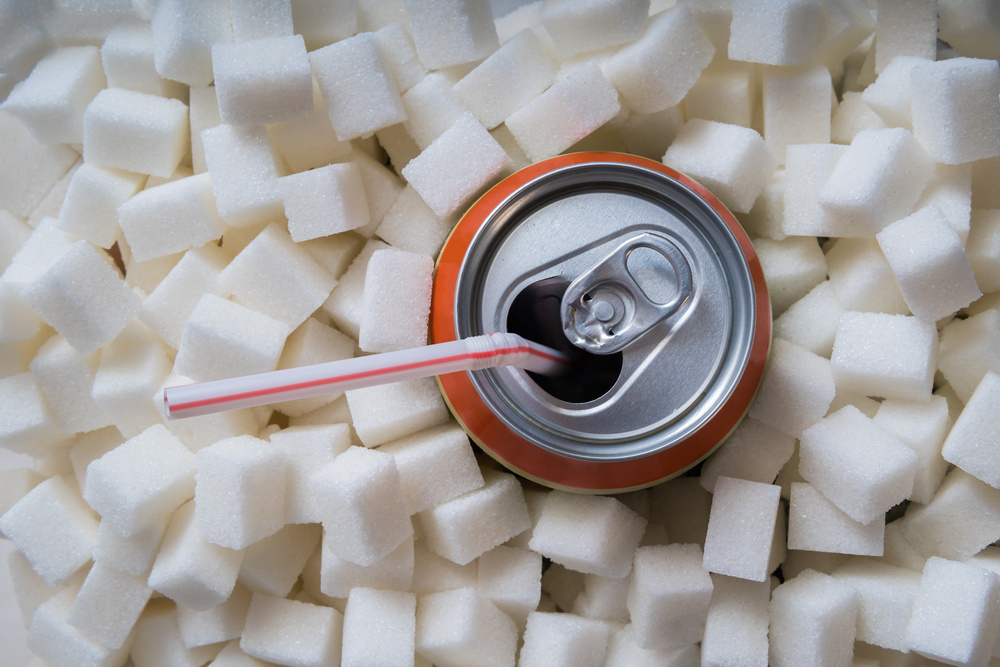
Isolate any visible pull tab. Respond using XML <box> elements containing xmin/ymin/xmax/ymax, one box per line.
<box><xmin>561</xmin><ymin>232</ymin><xmax>693</xmax><ymax>354</ymax></box>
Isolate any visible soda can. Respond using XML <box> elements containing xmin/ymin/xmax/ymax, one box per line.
<box><xmin>431</xmin><ymin>152</ymin><xmax>771</xmax><ymax>493</ymax></box>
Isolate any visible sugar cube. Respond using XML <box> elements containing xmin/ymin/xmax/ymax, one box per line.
<box><xmin>405</xmin><ymin>0</ymin><xmax>499</xmax><ymax>70</ymax></box>
<box><xmin>29</xmin><ymin>334</ymin><xmax>109</xmax><ymax>435</ymax></box>
<box><xmin>0</xmin><ymin>111</ymin><xmax>78</xmax><ymax>219</ymax></box>
<box><xmin>358</xmin><ymin>248</ymin><xmax>433</xmax><ymax>353</ymax></box>
<box><xmin>321</xmin><ymin>533</ymin><xmax>414</xmax><ymax>599</ymax></box>
<box><xmin>701</xmin><ymin>575</ymin><xmax>770</xmax><ymax>667</ymax></box>
<box><xmin>937</xmin><ymin>309</ymin><xmax>1000</xmax><ymax>404</ymax></box>
<box><xmin>375</xmin><ymin>185</ymin><xmax>452</xmax><ymax>257</ymax></box>
<box><xmin>662</xmin><ymin>119</ymin><xmax>774</xmax><ymax>214</ymax></box>
<box><xmin>762</xmin><ymin>65</ymin><xmax>833</xmax><ymax>164</ymax></box>
<box><xmin>91</xmin><ymin>325</ymin><xmax>171</xmax><ymax>439</ymax></box>
<box><xmin>0</xmin><ymin>476</ymin><xmax>98</xmax><ymax>586</ymax></box>
<box><xmin>476</xmin><ymin>545</ymin><xmax>541</xmax><ymax>626</ymax></box>
<box><xmin>101</xmin><ymin>19</ymin><xmax>185</xmax><ymax>99</ymax></box>
<box><xmin>540</xmin><ymin>0</ymin><xmax>647</xmax><ymax>58</ymax></box>
<box><xmin>279</xmin><ymin>162</ymin><xmax>370</xmax><ymax>242</ymax></box>
<box><xmin>82</xmin><ymin>88</ymin><xmax>189</xmax><ymax>179</ymax></box>
<box><xmin>176</xmin><ymin>583</ymin><xmax>252</xmax><ymax>649</ymax></box>
<box><xmin>752</xmin><ymin>236</ymin><xmax>827</xmax><ymax>316</ymax></box>
<box><xmin>904</xmin><ymin>557</ymin><xmax>1000</xmax><ymax>665</ymax></box>
<box><xmin>703</xmin><ymin>477</ymin><xmax>781</xmax><ymax>582</ymax></box>
<box><xmin>768</xmin><ymin>569</ymin><xmax>857</xmax><ymax>666</ymax></box>
<box><xmin>901</xmin><ymin>468</ymin><xmax>1000</xmax><ymax>561</ymax></box>
<box><xmin>130</xmin><ymin>597</ymin><xmax>224</xmax><ymax>666</ymax></box>
<box><xmin>874</xmin><ymin>0</ymin><xmax>937</xmax><ymax>73</ymax></box>
<box><xmin>27</xmin><ymin>586</ymin><xmax>131</xmax><ymax>667</ymax></box>
<box><xmin>519</xmin><ymin>611</ymin><xmax>611</xmax><ymax>667</ymax></box>
<box><xmin>147</xmin><ymin>501</ymin><xmax>244</xmax><ymax>611</ymax></box>
<box><xmin>860</xmin><ymin>55</ymin><xmax>926</xmax><ymax>130</ymax></box>
<box><xmin>212</xmin><ymin>35</ymin><xmax>312</xmax><ymax>126</ymax></box>
<box><xmin>2</xmin><ymin>46</ymin><xmax>105</xmax><ymax>145</ymax></box>
<box><xmin>229</xmin><ymin>0</ymin><xmax>293</xmax><ymax>41</ymax></box>
<box><xmin>604</xmin><ymin>623</ymin><xmax>701</xmax><ymax>666</ymax></box>
<box><xmin>201</xmin><ymin>124</ymin><xmax>284</xmax><ymax>228</ymax></box>
<box><xmin>627</xmin><ymin>543</ymin><xmax>713</xmax><ymax>649</ymax></box>
<box><xmin>238</xmin><ymin>523</ymin><xmax>320</xmax><ymax>597</ymax></box>
<box><xmin>528</xmin><ymin>491</ymin><xmax>646</xmax><ymax>578</ymax></box>
<box><xmin>420</xmin><ymin>469</ymin><xmax>530</xmax><ymax>566</ymax></box>
<box><xmin>967</xmin><ymin>209</ymin><xmax>1000</xmax><ymax>292</ymax></box>
<box><xmin>240</xmin><ymin>593</ymin><xmax>343</xmax><ymax>667</ymax></box>
<box><xmin>195</xmin><ymin>435</ymin><xmax>285</xmax><ymax>550</ymax></box>
<box><xmin>772</xmin><ymin>281</ymin><xmax>844</xmax><ymax>358</ymax></box>
<box><xmin>341</xmin><ymin>588</ymin><xmax>416</xmax><ymax>667</ymax></box>
<box><xmin>873</xmin><ymin>396</ymin><xmax>951</xmax><ymax>504</ymax></box>
<box><xmin>788</xmin><ymin>482</ymin><xmax>884</xmax><ymax>556</ymax></box>
<box><xmin>92</xmin><ymin>512</ymin><xmax>167</xmax><ymax>578</ymax></box>
<box><xmin>65</xmin><ymin>561</ymin><xmax>152</xmax><ymax>649</ymax></box>
<box><xmin>117</xmin><ymin>173</ymin><xmax>228</xmax><ymax>262</ymax></box>
<box><xmin>830</xmin><ymin>311</ymin><xmax>938</xmax><ymax>402</ymax></box>
<box><xmin>310</xmin><ymin>31</ymin><xmax>406</xmax><ymax>141</ymax></box>
<box><xmin>684</xmin><ymin>62</ymin><xmax>757</xmax><ymax>129</ymax></box>
<box><xmin>824</xmin><ymin>238</ymin><xmax>910</xmax><ymax>315</ymax></box>
<box><xmin>728</xmin><ymin>0</ymin><xmax>821</xmax><ymax>66</ymax></box>
<box><xmin>292</xmin><ymin>0</ymin><xmax>359</xmax><ymax>51</ymax></box>
<box><xmin>84</xmin><ymin>424</ymin><xmax>195</xmax><ymax>538</ymax></box>
<box><xmin>150</xmin><ymin>0</ymin><xmax>233</xmax><ymax>87</ymax></box>
<box><xmin>831</xmin><ymin>91</ymin><xmax>886</xmax><ymax>144</ymax></box>
<box><xmin>346</xmin><ymin>377</ymin><xmax>450</xmax><ymax>448</ymax></box>
<box><xmin>832</xmin><ymin>558</ymin><xmax>920</xmax><ymax>652</ymax></box>
<box><xmin>402</xmin><ymin>72</ymin><xmax>469</xmax><ymax>150</ymax></box>
<box><xmin>941</xmin><ymin>371</ymin><xmax>1000</xmax><ymax>488</ymax></box>
<box><xmin>799</xmin><ymin>405</ymin><xmax>917</xmax><ymax>524</ymax></box>
<box><xmin>415</xmin><ymin>586</ymin><xmax>517</xmax><ymax>667</ymax></box>
<box><xmin>58</xmin><ymin>163</ymin><xmax>146</xmax><ymax>250</ymax></box>
<box><xmin>270</xmin><ymin>423</ymin><xmax>351</xmax><ymax>524</ymax></box>
<box><xmin>747</xmin><ymin>338</ymin><xmax>836</xmax><ymax>438</ymax></box>
<box><xmin>173</xmin><ymin>293</ymin><xmax>290</xmax><ymax>383</ymax></box>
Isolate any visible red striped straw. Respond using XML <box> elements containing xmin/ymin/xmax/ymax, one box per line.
<box><xmin>163</xmin><ymin>332</ymin><xmax>569</xmax><ymax>420</ymax></box>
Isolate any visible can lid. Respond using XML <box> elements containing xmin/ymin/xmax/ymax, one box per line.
<box><xmin>431</xmin><ymin>152</ymin><xmax>770</xmax><ymax>492</ymax></box>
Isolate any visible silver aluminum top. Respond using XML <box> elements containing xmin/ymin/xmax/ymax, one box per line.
<box><xmin>454</xmin><ymin>161</ymin><xmax>758</xmax><ymax>463</ymax></box>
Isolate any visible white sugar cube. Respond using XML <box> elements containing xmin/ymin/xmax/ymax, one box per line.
<box><xmin>618</xmin><ymin>106</ymin><xmax>685</xmax><ymax>162</ymax></box>
<box><xmin>403</xmin><ymin>112</ymin><xmax>511</xmax><ymax>218</ymax></box>
<box><xmin>323</xmin><ymin>238</ymin><xmax>390</xmax><ymax>338</ymax></box>
<box><xmin>267</xmin><ymin>82</ymin><xmax>352</xmax><ymax>174</ymax></box>
<box><xmin>877</xmin><ymin>205</ymin><xmax>982</xmax><ymax>322</ymax></box>
<box><xmin>82</xmin><ymin>88</ymin><xmax>189</xmax><ymax>179</ymax></box>
<box><xmin>788</xmin><ymin>482</ymin><xmax>884</xmax><ymax>556</ymax></box>
<box><xmin>817</xmin><ymin>127</ymin><xmax>934</xmax><ymax>236</ymax></box>
<box><xmin>342</xmin><ymin>588</ymin><xmax>416</xmax><ymax>667</ymax></box>
<box><xmin>605</xmin><ymin>4</ymin><xmax>713</xmax><ymax>115</ymax></box>
<box><xmin>831</xmin><ymin>91</ymin><xmax>887</xmax><ymax>144</ymax></box>
<box><xmin>270</xmin><ymin>423</ymin><xmax>351</xmax><ymax>523</ymax></box>
<box><xmin>230</xmin><ymin>0</ymin><xmax>293</xmax><ymax>41</ymax></box>
<box><xmin>310</xmin><ymin>31</ymin><xmax>406</xmax><ymax>141</ymax></box>
<box><xmin>351</xmin><ymin>148</ymin><xmax>405</xmax><ymax>231</ymax></box>
<box><xmin>402</xmin><ymin>72</ymin><xmax>468</xmax><ymax>150</ymax></box>
<box><xmin>825</xmin><ymin>238</ymin><xmax>909</xmax><ymax>315</ymax></box>
<box><xmin>772</xmin><ymin>281</ymin><xmax>843</xmax><ymax>358</ymax></box>
<box><xmin>375</xmin><ymin>184</ymin><xmax>452</xmax><ymax>257</ymax></box>
<box><xmin>700</xmin><ymin>417</ymin><xmax>796</xmax><ymax>493</ymax></box>
<box><xmin>299</xmin><ymin>233</ymin><xmax>365</xmax><ymax>281</ymax></box>
<box><xmin>649</xmin><ymin>476</ymin><xmax>712</xmax><ymax>546</ymax></box>
<box><xmin>279</xmin><ymin>162</ymin><xmax>369</xmax><ymax>242</ymax></box>
<box><xmin>799</xmin><ymin>406</ymin><xmax>917</xmax><ymax>524</ymax></box>
<box><xmin>405</xmin><ymin>0</ymin><xmax>499</xmax><ymax>70</ymax></box>
<box><xmin>831</xmin><ymin>311</ymin><xmax>937</xmax><ymax>401</ymax></box>
<box><xmin>20</xmin><ymin>241</ymin><xmax>141</xmax><ymax>355</ymax></box>
<box><xmin>904</xmin><ymin>557</ymin><xmax>1000</xmax><ymax>665</ymax></box>
<box><xmin>703</xmin><ymin>477</ymin><xmax>781</xmax><ymax>582</ymax></box>
<box><xmin>238</xmin><ymin>523</ymin><xmax>320</xmax><ymax>597</ymax></box>
<box><xmin>902</xmin><ymin>468</ymin><xmax>1000</xmax><ymax>561</ymax></box>
<box><xmin>415</xmin><ymin>587</ymin><xmax>517</xmax><ymax>667</ymax></box>
<box><xmin>420</xmin><ymin>469</ymin><xmax>531</xmax><ymax>566</ymax></box>
<box><xmin>728</xmin><ymin>0</ymin><xmax>821</xmax><ymax>66</ymax></box>
<box><xmin>139</xmin><ymin>245</ymin><xmax>228</xmax><ymax>350</ymax></box>
<box><xmin>346</xmin><ymin>377</ymin><xmax>450</xmax><ymax>448</ymax></box>
<box><xmin>93</xmin><ymin>512</ymin><xmax>167</xmax><ymax>578</ymax></box>
<box><xmin>273</xmin><ymin>320</ymin><xmax>356</xmax><ymax>418</ymax></box>
<box><xmin>528</xmin><ymin>491</ymin><xmax>646</xmax><ymax>578</ymax></box>
<box><xmin>91</xmin><ymin>325</ymin><xmax>172</xmax><ymax>439</ymax></box>
<box><xmin>292</xmin><ymin>0</ymin><xmax>359</xmax><ymax>51</ymax></box>
<box><xmin>627</xmin><ymin>544</ymin><xmax>713</xmax><ymax>649</ymax></box>
<box><xmin>874</xmin><ymin>396</ymin><xmax>951</xmax><ymax>504</ymax></box>
<box><xmin>195</xmin><ymin>435</ymin><xmax>285</xmax><ymax>550</ymax></box>
<box><xmin>29</xmin><ymin>334</ymin><xmax>109</xmax><ymax>435</ymax></box>
<box><xmin>937</xmin><ymin>309</ymin><xmax>1000</xmax><ymax>404</ymax></box>
<box><xmin>147</xmin><ymin>501</ymin><xmax>244</xmax><ymax>611</ymax></box>
<box><xmin>201</xmin><ymin>124</ymin><xmax>283</xmax><ymax>228</ymax></box>
<box><xmin>359</xmin><ymin>248</ymin><xmax>433</xmax><ymax>353</ymax></box>
<box><xmin>212</xmin><ymin>35</ymin><xmax>312</xmax><ymax>126</ymax></box>
<box><xmin>874</xmin><ymin>0</ymin><xmax>936</xmax><ymax>73</ymax></box>
<box><xmin>701</xmin><ymin>575</ymin><xmax>770</xmax><ymax>667</ymax></box>
<box><xmin>519</xmin><ymin>611</ymin><xmax>611</xmax><ymax>667</ymax></box>
<box><xmin>911</xmin><ymin>57</ymin><xmax>1000</xmax><ymax>165</ymax></box>
<box><xmin>217</xmin><ymin>223</ymin><xmax>336</xmax><ymax>330</ymax></box>
<box><xmin>860</xmin><ymin>56</ymin><xmax>925</xmax><ymax>130</ymax></box>
<box><xmin>131</xmin><ymin>597</ymin><xmax>224</xmax><ymax>666</ymax></box>
<box><xmin>572</xmin><ymin>572</ymin><xmax>629</xmax><ymax>622</ymax></box>
<box><xmin>150</xmin><ymin>0</ymin><xmax>233</xmax><ymax>87</ymax></box>
<box><xmin>505</xmin><ymin>62</ymin><xmax>620</xmax><ymax>163</ymax></box>
<box><xmin>101</xmin><ymin>19</ymin><xmax>184</xmax><ymax>99</ymax></box>
<box><xmin>173</xmin><ymin>293</ymin><xmax>290</xmax><ymax>383</ymax></box>
<box><xmin>941</xmin><ymin>371</ymin><xmax>1000</xmax><ymax>487</ymax></box>
<box><xmin>752</xmin><ymin>236</ymin><xmax>826</xmax><ymax>316</ymax></box>
<box><xmin>27</xmin><ymin>586</ymin><xmax>131</xmax><ymax>667</ymax></box>
<box><xmin>0</xmin><ymin>374</ymin><xmax>66</xmax><ymax>457</ymax></box>
<box><xmin>747</xmin><ymin>338</ymin><xmax>835</xmax><ymax>438</ymax></box>
<box><xmin>769</xmin><ymin>569</ymin><xmax>857</xmax><ymax>666</ymax></box>
<box><xmin>58</xmin><ymin>163</ymin><xmax>146</xmax><ymax>250</ymax></box>
<box><xmin>684</xmin><ymin>62</ymin><xmax>756</xmax><ymax>129</ymax></box>
<box><xmin>0</xmin><ymin>476</ymin><xmax>98</xmax><ymax>586</ymax></box>
<box><xmin>540</xmin><ymin>0</ymin><xmax>647</xmax><ymax>58</ymax></box>
<box><xmin>604</xmin><ymin>623</ymin><xmax>701</xmax><ymax>666</ymax></box>
<box><xmin>379</xmin><ymin>422</ymin><xmax>485</xmax><ymax>514</ymax></box>
<box><xmin>476</xmin><ymin>545</ymin><xmax>542</xmax><ymax>626</ymax></box>
<box><xmin>762</xmin><ymin>65</ymin><xmax>832</xmax><ymax>164</ymax></box>
<box><xmin>662</xmin><ymin>119</ymin><xmax>774</xmax><ymax>214</ymax></box>
<box><xmin>321</xmin><ymin>533</ymin><xmax>414</xmax><ymax>598</ymax></box>
<box><xmin>65</xmin><ymin>561</ymin><xmax>152</xmax><ymax>649</ymax></box>
<box><xmin>967</xmin><ymin>209</ymin><xmax>1000</xmax><ymax>292</ymax></box>
<box><xmin>176</xmin><ymin>584</ymin><xmax>252</xmax><ymax>649</ymax></box>
<box><xmin>188</xmin><ymin>85</ymin><xmax>222</xmax><ymax>174</ymax></box>
<box><xmin>832</xmin><ymin>558</ymin><xmax>920</xmax><ymax>652</ymax></box>
<box><xmin>84</xmin><ymin>424</ymin><xmax>195</xmax><ymax>538</ymax></box>
<box><xmin>541</xmin><ymin>562</ymin><xmax>585</xmax><ymax>612</ymax></box>
<box><xmin>0</xmin><ymin>467</ymin><xmax>44</xmax><ymax>525</ymax></box>
<box><xmin>240</xmin><ymin>593</ymin><xmax>343</xmax><ymax>667</ymax></box>
<box><xmin>2</xmin><ymin>46</ymin><xmax>105</xmax><ymax>145</ymax></box>
<box><xmin>0</xmin><ymin>112</ymin><xmax>78</xmax><ymax>219</ymax></box>
<box><xmin>313</xmin><ymin>446</ymin><xmax>412</xmax><ymax>566</ymax></box>
<box><xmin>455</xmin><ymin>29</ymin><xmax>557</xmax><ymax>130</ymax></box>
<box><xmin>117</xmin><ymin>173</ymin><xmax>228</xmax><ymax>262</ymax></box>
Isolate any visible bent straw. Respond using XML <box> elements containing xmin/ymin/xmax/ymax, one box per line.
<box><xmin>164</xmin><ymin>332</ymin><xmax>569</xmax><ymax>420</ymax></box>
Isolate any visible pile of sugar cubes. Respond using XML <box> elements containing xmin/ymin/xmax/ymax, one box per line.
<box><xmin>2</xmin><ymin>0</ymin><xmax>1000</xmax><ymax>664</ymax></box>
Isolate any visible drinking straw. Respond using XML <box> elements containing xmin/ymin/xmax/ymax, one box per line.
<box><xmin>164</xmin><ymin>332</ymin><xmax>569</xmax><ymax>419</ymax></box>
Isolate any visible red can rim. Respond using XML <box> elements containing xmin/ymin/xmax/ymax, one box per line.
<box><xmin>430</xmin><ymin>152</ymin><xmax>771</xmax><ymax>493</ymax></box>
